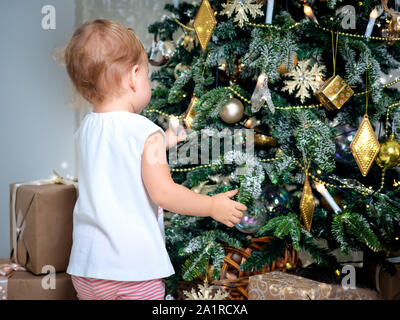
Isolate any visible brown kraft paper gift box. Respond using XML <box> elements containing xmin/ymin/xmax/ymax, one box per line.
<box><xmin>0</xmin><ymin>259</ymin><xmax>77</xmax><ymax>300</ymax></box>
<box><xmin>377</xmin><ymin>264</ymin><xmax>400</xmax><ymax>300</ymax></box>
<box><xmin>9</xmin><ymin>183</ymin><xmax>77</xmax><ymax>275</ymax></box>
<box><xmin>366</xmin><ymin>261</ymin><xmax>400</xmax><ymax>300</ymax></box>
<box><xmin>248</xmin><ymin>271</ymin><xmax>380</xmax><ymax>300</ymax></box>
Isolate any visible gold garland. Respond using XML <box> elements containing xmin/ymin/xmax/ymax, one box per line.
<box><xmin>144</xmin><ymin>108</ymin><xmax>184</xmax><ymax>119</ymax></box>
<box><xmin>385</xmin><ymin>101</ymin><xmax>400</xmax><ymax>138</ymax></box>
<box><xmin>170</xmin><ymin>164</ymin><xmax>212</xmax><ymax>172</ymax></box>
<box><xmin>314</xmin><ymin>24</ymin><xmax>400</xmax><ymax>42</ymax></box>
<box><xmin>245</xmin><ymin>21</ymin><xmax>302</xmax><ymax>31</ymax></box>
<box><xmin>226</xmin><ymin>86</ymin><xmax>324</xmax><ymax>109</ymax></box>
<box><xmin>245</xmin><ymin>20</ymin><xmax>400</xmax><ymax>42</ymax></box>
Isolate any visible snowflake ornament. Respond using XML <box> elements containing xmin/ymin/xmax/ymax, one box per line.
<box><xmin>183</xmin><ymin>279</ymin><xmax>229</xmax><ymax>300</ymax></box>
<box><xmin>282</xmin><ymin>59</ymin><xmax>326</xmax><ymax>103</ymax></box>
<box><xmin>221</xmin><ymin>0</ymin><xmax>264</xmax><ymax>28</ymax></box>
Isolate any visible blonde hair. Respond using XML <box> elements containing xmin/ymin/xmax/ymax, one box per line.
<box><xmin>64</xmin><ymin>19</ymin><xmax>145</xmax><ymax>104</ymax></box>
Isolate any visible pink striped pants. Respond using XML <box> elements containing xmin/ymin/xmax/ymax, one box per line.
<box><xmin>71</xmin><ymin>275</ymin><xmax>165</xmax><ymax>300</ymax></box>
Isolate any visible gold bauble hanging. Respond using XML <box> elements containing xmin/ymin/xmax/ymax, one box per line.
<box><xmin>254</xmin><ymin>133</ymin><xmax>277</xmax><ymax>148</ymax></box>
<box><xmin>253</xmin><ymin>126</ymin><xmax>277</xmax><ymax>148</ymax></box>
<box><xmin>376</xmin><ymin>135</ymin><xmax>400</xmax><ymax>169</ymax></box>
<box><xmin>219</xmin><ymin>98</ymin><xmax>244</xmax><ymax>124</ymax></box>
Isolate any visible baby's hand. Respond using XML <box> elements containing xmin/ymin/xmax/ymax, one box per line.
<box><xmin>209</xmin><ymin>189</ymin><xmax>247</xmax><ymax>227</ymax></box>
<box><xmin>165</xmin><ymin>126</ymin><xmax>187</xmax><ymax>149</ymax></box>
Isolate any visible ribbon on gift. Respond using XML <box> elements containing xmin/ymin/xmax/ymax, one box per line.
<box><xmin>0</xmin><ymin>262</ymin><xmax>26</xmax><ymax>300</ymax></box>
<box><xmin>10</xmin><ymin>171</ymin><xmax>78</xmax><ymax>265</ymax></box>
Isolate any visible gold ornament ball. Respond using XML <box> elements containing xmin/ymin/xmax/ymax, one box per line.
<box><xmin>253</xmin><ymin>126</ymin><xmax>277</xmax><ymax>148</ymax></box>
<box><xmin>254</xmin><ymin>133</ymin><xmax>277</xmax><ymax>148</ymax></box>
<box><xmin>174</xmin><ymin>63</ymin><xmax>189</xmax><ymax>79</ymax></box>
<box><xmin>219</xmin><ymin>98</ymin><xmax>244</xmax><ymax>124</ymax></box>
<box><xmin>376</xmin><ymin>135</ymin><xmax>400</xmax><ymax>169</ymax></box>
<box><xmin>277</xmin><ymin>55</ymin><xmax>298</xmax><ymax>74</ymax></box>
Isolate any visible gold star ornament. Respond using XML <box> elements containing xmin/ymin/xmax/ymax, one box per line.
<box><xmin>193</xmin><ymin>0</ymin><xmax>217</xmax><ymax>51</ymax></box>
<box><xmin>350</xmin><ymin>115</ymin><xmax>380</xmax><ymax>177</ymax></box>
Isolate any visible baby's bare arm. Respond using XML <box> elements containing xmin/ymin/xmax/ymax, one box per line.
<box><xmin>141</xmin><ymin>131</ymin><xmax>246</xmax><ymax>227</ymax></box>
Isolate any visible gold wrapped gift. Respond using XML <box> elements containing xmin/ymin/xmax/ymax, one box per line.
<box><xmin>248</xmin><ymin>271</ymin><xmax>380</xmax><ymax>300</ymax></box>
<box><xmin>315</xmin><ymin>75</ymin><xmax>354</xmax><ymax>111</ymax></box>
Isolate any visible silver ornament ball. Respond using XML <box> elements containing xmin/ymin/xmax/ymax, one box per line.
<box><xmin>220</xmin><ymin>98</ymin><xmax>244</xmax><ymax>124</ymax></box>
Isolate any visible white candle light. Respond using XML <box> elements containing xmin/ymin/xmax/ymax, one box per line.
<box><xmin>173</xmin><ymin>0</ymin><xmax>179</xmax><ymax>9</ymax></box>
<box><xmin>365</xmin><ymin>8</ymin><xmax>378</xmax><ymax>37</ymax></box>
<box><xmin>315</xmin><ymin>182</ymin><xmax>342</xmax><ymax>213</ymax></box>
<box><xmin>257</xmin><ymin>73</ymin><xmax>267</xmax><ymax>87</ymax></box>
<box><xmin>304</xmin><ymin>5</ymin><xmax>319</xmax><ymax>25</ymax></box>
<box><xmin>170</xmin><ymin>116</ymin><xmax>182</xmax><ymax>135</ymax></box>
<box><xmin>266</xmin><ymin>0</ymin><xmax>274</xmax><ymax>24</ymax></box>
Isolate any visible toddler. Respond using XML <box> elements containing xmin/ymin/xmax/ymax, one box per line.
<box><xmin>65</xmin><ymin>19</ymin><xmax>246</xmax><ymax>300</ymax></box>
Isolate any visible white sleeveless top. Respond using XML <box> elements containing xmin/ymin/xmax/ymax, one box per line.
<box><xmin>66</xmin><ymin>110</ymin><xmax>175</xmax><ymax>281</ymax></box>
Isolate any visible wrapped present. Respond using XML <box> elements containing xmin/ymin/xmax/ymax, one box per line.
<box><xmin>366</xmin><ymin>255</ymin><xmax>400</xmax><ymax>300</ymax></box>
<box><xmin>0</xmin><ymin>259</ymin><xmax>77</xmax><ymax>300</ymax></box>
<box><xmin>315</xmin><ymin>75</ymin><xmax>354</xmax><ymax>111</ymax></box>
<box><xmin>248</xmin><ymin>271</ymin><xmax>380</xmax><ymax>300</ymax></box>
<box><xmin>9</xmin><ymin>174</ymin><xmax>77</xmax><ymax>275</ymax></box>
<box><xmin>376</xmin><ymin>263</ymin><xmax>400</xmax><ymax>300</ymax></box>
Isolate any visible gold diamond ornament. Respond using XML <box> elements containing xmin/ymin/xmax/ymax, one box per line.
<box><xmin>300</xmin><ymin>175</ymin><xmax>315</xmax><ymax>232</ymax></box>
<box><xmin>193</xmin><ymin>0</ymin><xmax>217</xmax><ymax>51</ymax></box>
<box><xmin>350</xmin><ymin>115</ymin><xmax>380</xmax><ymax>177</ymax></box>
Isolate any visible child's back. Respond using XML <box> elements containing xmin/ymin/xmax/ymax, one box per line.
<box><xmin>67</xmin><ymin>111</ymin><xmax>174</xmax><ymax>282</ymax></box>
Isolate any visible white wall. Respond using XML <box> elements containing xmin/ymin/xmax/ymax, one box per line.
<box><xmin>0</xmin><ymin>1</ymin><xmax>76</xmax><ymax>258</ymax></box>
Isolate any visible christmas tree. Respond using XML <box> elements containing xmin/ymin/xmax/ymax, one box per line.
<box><xmin>144</xmin><ymin>0</ymin><xmax>400</xmax><ymax>295</ymax></box>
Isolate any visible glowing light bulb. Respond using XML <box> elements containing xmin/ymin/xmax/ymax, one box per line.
<box><xmin>365</xmin><ymin>8</ymin><xmax>378</xmax><ymax>37</ymax></box>
<box><xmin>370</xmin><ymin>8</ymin><xmax>378</xmax><ymax>19</ymax></box>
